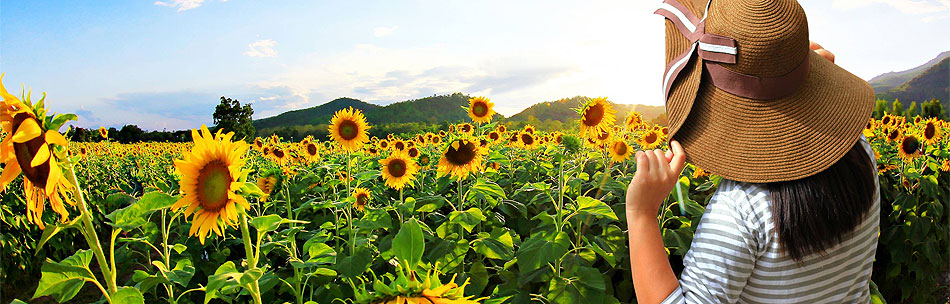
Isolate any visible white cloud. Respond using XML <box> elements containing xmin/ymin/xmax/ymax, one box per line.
<box><xmin>154</xmin><ymin>0</ymin><xmax>205</xmax><ymax>12</ymax></box>
<box><xmin>243</xmin><ymin>39</ymin><xmax>278</xmax><ymax>58</ymax></box>
<box><xmin>373</xmin><ymin>26</ymin><xmax>399</xmax><ymax>38</ymax></box>
<box><xmin>832</xmin><ymin>0</ymin><xmax>949</xmax><ymax>14</ymax></box>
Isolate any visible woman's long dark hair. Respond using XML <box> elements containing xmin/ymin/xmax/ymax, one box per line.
<box><xmin>766</xmin><ymin>140</ymin><xmax>876</xmax><ymax>261</ymax></box>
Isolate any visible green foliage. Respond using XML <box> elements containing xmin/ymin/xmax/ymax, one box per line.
<box><xmin>214</xmin><ymin>96</ymin><xmax>255</xmax><ymax>140</ymax></box>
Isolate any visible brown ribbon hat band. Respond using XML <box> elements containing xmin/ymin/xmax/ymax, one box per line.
<box><xmin>656</xmin><ymin>0</ymin><xmax>810</xmax><ymax>101</ymax></box>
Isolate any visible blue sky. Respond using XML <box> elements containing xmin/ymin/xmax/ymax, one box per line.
<box><xmin>1</xmin><ymin>0</ymin><xmax>948</xmax><ymax>130</ymax></box>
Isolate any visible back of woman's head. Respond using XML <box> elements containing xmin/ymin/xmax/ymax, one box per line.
<box><xmin>766</xmin><ymin>140</ymin><xmax>876</xmax><ymax>261</ymax></box>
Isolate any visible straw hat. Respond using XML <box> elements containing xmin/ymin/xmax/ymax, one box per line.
<box><xmin>657</xmin><ymin>0</ymin><xmax>874</xmax><ymax>183</ymax></box>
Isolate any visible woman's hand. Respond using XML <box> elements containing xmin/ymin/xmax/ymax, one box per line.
<box><xmin>625</xmin><ymin>140</ymin><xmax>687</xmax><ymax>218</ymax></box>
<box><xmin>810</xmin><ymin>41</ymin><xmax>835</xmax><ymax>63</ymax></box>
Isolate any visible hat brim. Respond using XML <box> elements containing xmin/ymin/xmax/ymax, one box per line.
<box><xmin>668</xmin><ymin>50</ymin><xmax>874</xmax><ymax>183</ymax></box>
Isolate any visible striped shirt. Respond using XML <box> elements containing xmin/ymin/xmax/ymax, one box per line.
<box><xmin>663</xmin><ymin>137</ymin><xmax>880</xmax><ymax>304</ymax></box>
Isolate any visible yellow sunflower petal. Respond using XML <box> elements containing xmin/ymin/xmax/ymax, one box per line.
<box><xmin>0</xmin><ymin>159</ymin><xmax>22</xmax><ymax>189</ymax></box>
<box><xmin>31</xmin><ymin>143</ymin><xmax>51</xmax><ymax>168</ymax></box>
<box><xmin>45</xmin><ymin>130</ymin><xmax>68</xmax><ymax>147</ymax></box>
<box><xmin>13</xmin><ymin>117</ymin><xmax>43</xmax><ymax>143</ymax></box>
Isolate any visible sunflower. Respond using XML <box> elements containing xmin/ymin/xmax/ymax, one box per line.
<box><xmin>437</xmin><ymin>138</ymin><xmax>486</xmax><ymax>181</ymax></box>
<box><xmin>353</xmin><ymin>187</ymin><xmax>371</xmax><ymax>212</ymax></box>
<box><xmin>467</xmin><ymin>96</ymin><xmax>495</xmax><ymax>124</ymax></box>
<box><xmin>253</xmin><ymin>137</ymin><xmax>264</xmax><ymax>150</ymax></box>
<box><xmin>518</xmin><ymin>132</ymin><xmax>538</xmax><ymax>149</ymax></box>
<box><xmin>488</xmin><ymin>131</ymin><xmax>501</xmax><ymax>142</ymax></box>
<box><xmin>940</xmin><ymin>159</ymin><xmax>950</xmax><ymax>172</ymax></box>
<box><xmin>523</xmin><ymin>125</ymin><xmax>536</xmax><ymax>134</ymax></box>
<box><xmin>439</xmin><ymin>130</ymin><xmax>447</xmax><ymax>138</ymax></box>
<box><xmin>863</xmin><ymin>118</ymin><xmax>876</xmax><ymax>138</ymax></box>
<box><xmin>921</xmin><ymin>117</ymin><xmax>941</xmax><ymax>145</ymax></box>
<box><xmin>378</xmin><ymin>139</ymin><xmax>390</xmax><ymax>150</ymax></box>
<box><xmin>406</xmin><ymin>147</ymin><xmax>420</xmax><ymax>158</ymax></box>
<box><xmin>430</xmin><ymin>134</ymin><xmax>442</xmax><ymax>145</ymax></box>
<box><xmin>609</xmin><ymin>140</ymin><xmax>633</xmax><ymax>163</ymax></box>
<box><xmin>0</xmin><ymin>76</ymin><xmax>76</xmax><ymax>229</ymax></box>
<box><xmin>98</xmin><ymin>126</ymin><xmax>109</xmax><ymax>139</ymax></box>
<box><xmin>256</xmin><ymin>175</ymin><xmax>278</xmax><ymax>202</ymax></box>
<box><xmin>897</xmin><ymin>134</ymin><xmax>921</xmax><ymax>162</ymax></box>
<box><xmin>692</xmin><ymin>166</ymin><xmax>711</xmax><ymax>178</ymax></box>
<box><xmin>415</xmin><ymin>134</ymin><xmax>427</xmax><ymax>145</ymax></box>
<box><xmin>578</xmin><ymin>97</ymin><xmax>617</xmax><ymax>138</ymax></box>
<box><xmin>458</xmin><ymin>123</ymin><xmax>474</xmax><ymax>135</ymax></box>
<box><xmin>269</xmin><ymin>145</ymin><xmax>288</xmax><ymax>166</ymax></box>
<box><xmin>496</xmin><ymin>125</ymin><xmax>507</xmax><ymax>134</ymax></box>
<box><xmin>329</xmin><ymin>107</ymin><xmax>371</xmax><ymax>153</ymax></box>
<box><xmin>392</xmin><ymin>140</ymin><xmax>406</xmax><ymax>151</ymax></box>
<box><xmin>913</xmin><ymin>116</ymin><xmax>921</xmax><ymax>124</ymax></box>
<box><xmin>171</xmin><ymin>125</ymin><xmax>250</xmax><ymax>244</ymax></box>
<box><xmin>380</xmin><ymin>151</ymin><xmax>420</xmax><ymax>190</ymax></box>
<box><xmin>638</xmin><ymin>129</ymin><xmax>662</xmax><ymax>149</ymax></box>
<box><xmin>361</xmin><ymin>267</ymin><xmax>485</xmax><ymax>304</ymax></box>
<box><xmin>303</xmin><ymin>142</ymin><xmax>320</xmax><ymax>163</ymax></box>
<box><xmin>625</xmin><ymin>112</ymin><xmax>643</xmax><ymax>129</ymax></box>
<box><xmin>418</xmin><ymin>154</ymin><xmax>431</xmax><ymax>166</ymax></box>
<box><xmin>886</xmin><ymin>128</ymin><xmax>901</xmax><ymax>143</ymax></box>
<box><xmin>880</xmin><ymin>114</ymin><xmax>892</xmax><ymax>127</ymax></box>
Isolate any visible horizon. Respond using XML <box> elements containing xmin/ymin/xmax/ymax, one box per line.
<box><xmin>2</xmin><ymin>0</ymin><xmax>948</xmax><ymax>131</ymax></box>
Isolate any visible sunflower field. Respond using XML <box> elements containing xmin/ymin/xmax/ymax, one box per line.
<box><xmin>1</xmin><ymin>77</ymin><xmax>949</xmax><ymax>304</ymax></box>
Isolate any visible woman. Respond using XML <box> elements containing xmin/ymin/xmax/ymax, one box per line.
<box><xmin>626</xmin><ymin>0</ymin><xmax>879</xmax><ymax>303</ymax></box>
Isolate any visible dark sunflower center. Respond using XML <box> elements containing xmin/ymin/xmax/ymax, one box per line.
<box><xmin>614</xmin><ymin>142</ymin><xmax>628</xmax><ymax>155</ymax></box>
<box><xmin>445</xmin><ymin>141</ymin><xmax>477</xmax><ymax>166</ymax></box>
<box><xmin>395</xmin><ymin>142</ymin><xmax>405</xmax><ymax>150</ymax></box>
<box><xmin>338</xmin><ymin>120</ymin><xmax>359</xmax><ymax>140</ymax></box>
<box><xmin>307</xmin><ymin>144</ymin><xmax>318</xmax><ymax>156</ymax></box>
<box><xmin>521</xmin><ymin>134</ymin><xmax>534</xmax><ymax>145</ymax></box>
<box><xmin>645</xmin><ymin>132</ymin><xmax>657</xmax><ymax>143</ymax></box>
<box><xmin>356</xmin><ymin>193</ymin><xmax>368</xmax><ymax>206</ymax></box>
<box><xmin>598</xmin><ymin>131</ymin><xmax>610</xmax><ymax>141</ymax></box>
<box><xmin>866</xmin><ymin>122</ymin><xmax>872</xmax><ymax>130</ymax></box>
<box><xmin>273</xmin><ymin>148</ymin><xmax>285</xmax><ymax>158</ymax></box>
<box><xmin>489</xmin><ymin>132</ymin><xmax>499</xmax><ymax>140</ymax></box>
<box><xmin>882</xmin><ymin>117</ymin><xmax>891</xmax><ymax>125</ymax></box>
<box><xmin>888</xmin><ymin>130</ymin><xmax>899</xmax><ymax>140</ymax></box>
<box><xmin>462</xmin><ymin>125</ymin><xmax>472</xmax><ymax>133</ymax></box>
<box><xmin>419</xmin><ymin>155</ymin><xmax>430</xmax><ymax>165</ymax></box>
<box><xmin>388</xmin><ymin>159</ymin><xmax>407</xmax><ymax>177</ymax></box>
<box><xmin>380</xmin><ymin>141</ymin><xmax>388</xmax><ymax>148</ymax></box>
<box><xmin>498</xmin><ymin>126</ymin><xmax>506</xmax><ymax>133</ymax></box>
<box><xmin>408</xmin><ymin>148</ymin><xmax>419</xmax><ymax>158</ymax></box>
<box><xmin>12</xmin><ymin>114</ymin><xmax>50</xmax><ymax>188</ymax></box>
<box><xmin>472</xmin><ymin>102</ymin><xmax>488</xmax><ymax>117</ymax></box>
<box><xmin>925</xmin><ymin>123</ymin><xmax>936</xmax><ymax>139</ymax></box>
<box><xmin>196</xmin><ymin>160</ymin><xmax>232</xmax><ymax>212</ymax></box>
<box><xmin>901</xmin><ymin>136</ymin><xmax>920</xmax><ymax>155</ymax></box>
<box><xmin>583</xmin><ymin>104</ymin><xmax>605</xmax><ymax>127</ymax></box>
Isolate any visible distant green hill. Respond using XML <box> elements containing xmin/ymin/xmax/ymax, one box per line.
<box><xmin>253</xmin><ymin>97</ymin><xmax>379</xmax><ymax>130</ymax></box>
<box><xmin>869</xmin><ymin>51</ymin><xmax>949</xmax><ymax>93</ymax></box>
<box><xmin>877</xmin><ymin>58</ymin><xmax>949</xmax><ymax>113</ymax></box>
<box><xmin>507</xmin><ymin>96</ymin><xmax>666</xmax><ymax>127</ymax></box>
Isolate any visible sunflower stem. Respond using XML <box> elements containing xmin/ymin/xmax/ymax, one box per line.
<box><xmin>239</xmin><ymin>212</ymin><xmax>263</xmax><ymax>304</ymax></box>
<box><xmin>65</xmin><ymin>162</ymin><xmax>118</xmax><ymax>295</ymax></box>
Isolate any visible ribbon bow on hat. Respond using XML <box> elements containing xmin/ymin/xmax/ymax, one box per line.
<box><xmin>655</xmin><ymin>0</ymin><xmax>810</xmax><ymax>101</ymax></box>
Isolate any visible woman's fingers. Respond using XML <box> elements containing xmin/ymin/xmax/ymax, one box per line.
<box><xmin>809</xmin><ymin>41</ymin><xmax>823</xmax><ymax>50</ymax></box>
<box><xmin>669</xmin><ymin>140</ymin><xmax>687</xmax><ymax>175</ymax></box>
<box><xmin>810</xmin><ymin>41</ymin><xmax>835</xmax><ymax>63</ymax></box>
<box><xmin>651</xmin><ymin>149</ymin><xmax>665</xmax><ymax>176</ymax></box>
<box><xmin>635</xmin><ymin>151</ymin><xmax>650</xmax><ymax>176</ymax></box>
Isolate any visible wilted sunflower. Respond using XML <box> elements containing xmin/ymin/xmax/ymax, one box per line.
<box><xmin>897</xmin><ymin>134</ymin><xmax>921</xmax><ymax>162</ymax></box>
<box><xmin>329</xmin><ymin>107</ymin><xmax>371</xmax><ymax>153</ymax></box>
<box><xmin>467</xmin><ymin>96</ymin><xmax>495</xmax><ymax>124</ymax></box>
<box><xmin>0</xmin><ymin>76</ymin><xmax>76</xmax><ymax>229</ymax></box>
<box><xmin>609</xmin><ymin>140</ymin><xmax>633</xmax><ymax>163</ymax></box>
<box><xmin>921</xmin><ymin>117</ymin><xmax>941</xmax><ymax>145</ymax></box>
<box><xmin>352</xmin><ymin>187</ymin><xmax>371</xmax><ymax>212</ymax></box>
<box><xmin>518</xmin><ymin>132</ymin><xmax>538</xmax><ymax>149</ymax></box>
<box><xmin>578</xmin><ymin>97</ymin><xmax>617</xmax><ymax>138</ymax></box>
<box><xmin>380</xmin><ymin>151</ymin><xmax>420</xmax><ymax>190</ymax></box>
<box><xmin>171</xmin><ymin>125</ymin><xmax>250</xmax><ymax>244</ymax></box>
<box><xmin>639</xmin><ymin>130</ymin><xmax>662</xmax><ymax>149</ymax></box>
<box><xmin>437</xmin><ymin>138</ymin><xmax>486</xmax><ymax>180</ymax></box>
<box><xmin>98</xmin><ymin>126</ymin><xmax>109</xmax><ymax>139</ymax></box>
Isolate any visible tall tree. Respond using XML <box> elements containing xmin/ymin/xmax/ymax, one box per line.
<box><xmin>213</xmin><ymin>96</ymin><xmax>255</xmax><ymax>140</ymax></box>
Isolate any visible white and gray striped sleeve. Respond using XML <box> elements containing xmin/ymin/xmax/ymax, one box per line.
<box><xmin>661</xmin><ymin>182</ymin><xmax>764</xmax><ymax>304</ymax></box>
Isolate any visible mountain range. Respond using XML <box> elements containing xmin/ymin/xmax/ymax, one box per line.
<box><xmin>869</xmin><ymin>51</ymin><xmax>949</xmax><ymax>114</ymax></box>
